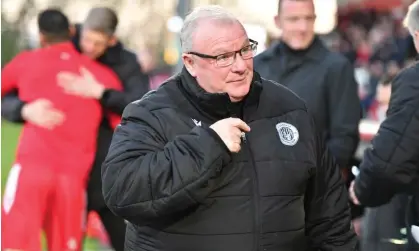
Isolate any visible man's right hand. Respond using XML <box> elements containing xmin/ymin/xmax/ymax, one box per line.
<box><xmin>57</xmin><ymin>67</ymin><xmax>105</xmax><ymax>99</ymax></box>
<box><xmin>210</xmin><ymin>118</ymin><xmax>251</xmax><ymax>153</ymax></box>
<box><xmin>21</xmin><ymin>99</ymin><xmax>65</xmax><ymax>130</ymax></box>
<box><xmin>349</xmin><ymin>181</ymin><xmax>361</xmax><ymax>205</ymax></box>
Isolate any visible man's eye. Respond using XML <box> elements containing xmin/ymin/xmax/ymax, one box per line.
<box><xmin>242</xmin><ymin>46</ymin><xmax>252</xmax><ymax>53</ymax></box>
<box><xmin>218</xmin><ymin>54</ymin><xmax>231</xmax><ymax>61</ymax></box>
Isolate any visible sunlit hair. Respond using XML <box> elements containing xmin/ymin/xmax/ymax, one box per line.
<box><xmin>403</xmin><ymin>0</ymin><xmax>419</xmax><ymax>34</ymax></box>
<box><xmin>180</xmin><ymin>5</ymin><xmax>239</xmax><ymax>52</ymax></box>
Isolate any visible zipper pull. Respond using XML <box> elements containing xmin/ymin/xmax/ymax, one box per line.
<box><xmin>241</xmin><ymin>132</ymin><xmax>247</xmax><ymax>143</ymax></box>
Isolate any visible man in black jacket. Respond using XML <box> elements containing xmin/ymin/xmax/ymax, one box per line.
<box><xmin>1</xmin><ymin>7</ymin><xmax>149</xmax><ymax>251</ymax></box>
<box><xmin>254</xmin><ymin>0</ymin><xmax>361</xmax><ymax>171</ymax></box>
<box><xmin>350</xmin><ymin>1</ymin><xmax>419</xmax><ymax>249</ymax></box>
<box><xmin>102</xmin><ymin>5</ymin><xmax>357</xmax><ymax>251</ymax></box>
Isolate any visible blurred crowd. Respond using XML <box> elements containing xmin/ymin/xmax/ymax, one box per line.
<box><xmin>335</xmin><ymin>8</ymin><xmax>417</xmax><ymax>120</ymax></box>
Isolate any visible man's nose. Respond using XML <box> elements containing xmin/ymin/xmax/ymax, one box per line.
<box><xmin>296</xmin><ymin>19</ymin><xmax>310</xmax><ymax>32</ymax></box>
<box><xmin>85</xmin><ymin>42</ymin><xmax>96</xmax><ymax>51</ymax></box>
<box><xmin>231</xmin><ymin>53</ymin><xmax>247</xmax><ymax>73</ymax></box>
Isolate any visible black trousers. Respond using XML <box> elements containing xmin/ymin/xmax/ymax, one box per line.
<box><xmin>85</xmin><ymin>123</ymin><xmax>126</xmax><ymax>251</ymax></box>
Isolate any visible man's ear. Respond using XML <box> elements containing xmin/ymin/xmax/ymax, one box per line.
<box><xmin>69</xmin><ymin>25</ymin><xmax>76</xmax><ymax>37</ymax></box>
<box><xmin>274</xmin><ymin>15</ymin><xmax>281</xmax><ymax>29</ymax></box>
<box><xmin>39</xmin><ymin>33</ymin><xmax>47</xmax><ymax>48</ymax></box>
<box><xmin>182</xmin><ymin>53</ymin><xmax>197</xmax><ymax>77</ymax></box>
<box><xmin>108</xmin><ymin>35</ymin><xmax>118</xmax><ymax>47</ymax></box>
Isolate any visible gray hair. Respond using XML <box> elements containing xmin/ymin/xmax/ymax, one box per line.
<box><xmin>83</xmin><ymin>7</ymin><xmax>118</xmax><ymax>35</ymax></box>
<box><xmin>403</xmin><ymin>0</ymin><xmax>419</xmax><ymax>34</ymax></box>
<box><xmin>180</xmin><ymin>5</ymin><xmax>239</xmax><ymax>52</ymax></box>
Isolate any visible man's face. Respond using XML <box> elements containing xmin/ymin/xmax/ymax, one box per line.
<box><xmin>413</xmin><ymin>30</ymin><xmax>419</xmax><ymax>53</ymax></box>
<box><xmin>182</xmin><ymin>20</ymin><xmax>254</xmax><ymax>102</ymax></box>
<box><xmin>275</xmin><ymin>0</ymin><xmax>316</xmax><ymax>50</ymax></box>
<box><xmin>80</xmin><ymin>28</ymin><xmax>112</xmax><ymax>59</ymax></box>
<box><xmin>387</xmin><ymin>61</ymin><xmax>400</xmax><ymax>76</ymax></box>
<box><xmin>376</xmin><ymin>83</ymin><xmax>391</xmax><ymax>106</ymax></box>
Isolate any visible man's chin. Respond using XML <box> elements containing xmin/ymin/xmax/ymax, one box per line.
<box><xmin>85</xmin><ymin>53</ymin><xmax>99</xmax><ymax>60</ymax></box>
<box><xmin>229</xmin><ymin>96</ymin><xmax>245</xmax><ymax>102</ymax></box>
<box><xmin>289</xmin><ymin>43</ymin><xmax>310</xmax><ymax>50</ymax></box>
<box><xmin>228</xmin><ymin>89</ymin><xmax>250</xmax><ymax>102</ymax></box>
<box><xmin>288</xmin><ymin>38</ymin><xmax>313</xmax><ymax>50</ymax></box>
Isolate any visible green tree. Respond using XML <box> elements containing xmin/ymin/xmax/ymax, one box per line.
<box><xmin>1</xmin><ymin>19</ymin><xmax>22</xmax><ymax>66</ymax></box>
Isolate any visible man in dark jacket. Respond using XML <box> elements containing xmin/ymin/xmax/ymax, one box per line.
<box><xmin>102</xmin><ymin>5</ymin><xmax>357</xmax><ymax>251</ymax></box>
<box><xmin>351</xmin><ymin>60</ymin><xmax>419</xmax><ymax>250</ymax></box>
<box><xmin>254</xmin><ymin>0</ymin><xmax>361</xmax><ymax>170</ymax></box>
<box><xmin>350</xmin><ymin>1</ymin><xmax>419</xmax><ymax>249</ymax></box>
<box><xmin>1</xmin><ymin>7</ymin><xmax>149</xmax><ymax>251</ymax></box>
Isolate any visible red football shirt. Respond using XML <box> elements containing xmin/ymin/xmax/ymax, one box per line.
<box><xmin>1</xmin><ymin>42</ymin><xmax>122</xmax><ymax>181</ymax></box>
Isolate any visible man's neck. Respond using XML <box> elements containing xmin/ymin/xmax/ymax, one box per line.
<box><xmin>42</xmin><ymin>40</ymin><xmax>70</xmax><ymax>48</ymax></box>
<box><xmin>281</xmin><ymin>37</ymin><xmax>315</xmax><ymax>55</ymax></box>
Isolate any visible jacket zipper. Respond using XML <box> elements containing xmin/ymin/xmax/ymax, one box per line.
<box><xmin>242</xmin><ymin>133</ymin><xmax>260</xmax><ymax>251</ymax></box>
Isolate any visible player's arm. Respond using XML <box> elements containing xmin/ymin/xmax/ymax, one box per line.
<box><xmin>99</xmin><ymin>55</ymin><xmax>150</xmax><ymax>114</ymax></box>
<box><xmin>2</xmin><ymin>52</ymin><xmax>65</xmax><ymax>129</ymax></box>
<box><xmin>59</xmin><ymin>64</ymin><xmax>135</xmax><ymax>116</ymax></box>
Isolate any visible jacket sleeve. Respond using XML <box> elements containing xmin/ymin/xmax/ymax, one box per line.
<box><xmin>102</xmin><ymin>103</ymin><xmax>231</xmax><ymax>225</ymax></box>
<box><xmin>326</xmin><ymin>58</ymin><xmax>361</xmax><ymax>168</ymax></box>
<box><xmin>99</xmin><ymin>55</ymin><xmax>150</xmax><ymax>115</ymax></box>
<box><xmin>354</xmin><ymin>65</ymin><xmax>419</xmax><ymax>207</ymax></box>
<box><xmin>305</xmin><ymin>116</ymin><xmax>358</xmax><ymax>251</ymax></box>
<box><xmin>100</xmin><ymin>67</ymin><xmax>123</xmax><ymax>129</ymax></box>
<box><xmin>1</xmin><ymin>90</ymin><xmax>26</xmax><ymax>123</ymax></box>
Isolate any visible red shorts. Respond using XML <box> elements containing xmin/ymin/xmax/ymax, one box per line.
<box><xmin>1</xmin><ymin>163</ymin><xmax>87</xmax><ymax>251</ymax></box>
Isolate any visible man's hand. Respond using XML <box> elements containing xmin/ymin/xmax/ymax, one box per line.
<box><xmin>352</xmin><ymin>217</ymin><xmax>362</xmax><ymax>236</ymax></box>
<box><xmin>349</xmin><ymin>181</ymin><xmax>361</xmax><ymax>205</ymax></box>
<box><xmin>21</xmin><ymin>99</ymin><xmax>65</xmax><ymax>130</ymax></box>
<box><xmin>57</xmin><ymin>67</ymin><xmax>105</xmax><ymax>99</ymax></box>
<box><xmin>210</xmin><ymin>118</ymin><xmax>251</xmax><ymax>153</ymax></box>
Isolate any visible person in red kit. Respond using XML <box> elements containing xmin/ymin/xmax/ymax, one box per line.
<box><xmin>1</xmin><ymin>9</ymin><xmax>122</xmax><ymax>251</ymax></box>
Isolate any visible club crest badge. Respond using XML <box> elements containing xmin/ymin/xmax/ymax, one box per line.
<box><xmin>276</xmin><ymin>122</ymin><xmax>299</xmax><ymax>146</ymax></box>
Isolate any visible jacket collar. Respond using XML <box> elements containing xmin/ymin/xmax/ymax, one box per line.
<box><xmin>259</xmin><ymin>35</ymin><xmax>327</xmax><ymax>62</ymax></box>
<box><xmin>177</xmin><ymin>67</ymin><xmax>263</xmax><ymax>120</ymax></box>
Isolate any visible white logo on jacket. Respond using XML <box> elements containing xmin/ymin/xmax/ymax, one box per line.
<box><xmin>276</xmin><ymin>122</ymin><xmax>299</xmax><ymax>146</ymax></box>
<box><xmin>192</xmin><ymin>119</ymin><xmax>201</xmax><ymax>127</ymax></box>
